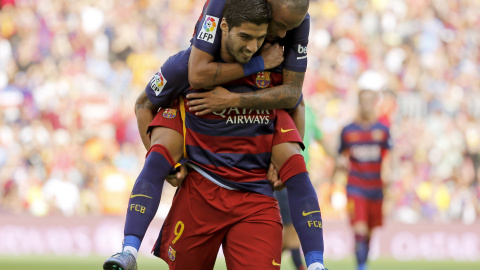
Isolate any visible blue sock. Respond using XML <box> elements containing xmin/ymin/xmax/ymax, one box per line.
<box><xmin>123</xmin><ymin>144</ymin><xmax>175</xmax><ymax>249</ymax></box>
<box><xmin>285</xmin><ymin>172</ymin><xmax>324</xmax><ymax>266</ymax></box>
<box><xmin>355</xmin><ymin>234</ymin><xmax>369</xmax><ymax>270</ymax></box>
<box><xmin>291</xmin><ymin>248</ymin><xmax>304</xmax><ymax>269</ymax></box>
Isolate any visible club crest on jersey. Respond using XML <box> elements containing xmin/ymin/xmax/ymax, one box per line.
<box><xmin>168</xmin><ymin>245</ymin><xmax>176</xmax><ymax>261</ymax></box>
<box><xmin>151</xmin><ymin>70</ymin><xmax>167</xmax><ymax>96</ymax></box>
<box><xmin>197</xmin><ymin>15</ymin><xmax>219</xmax><ymax>44</ymax></box>
<box><xmin>255</xmin><ymin>71</ymin><xmax>271</xmax><ymax>88</ymax></box>
<box><xmin>163</xmin><ymin>108</ymin><xmax>177</xmax><ymax>119</ymax></box>
<box><xmin>371</xmin><ymin>129</ymin><xmax>384</xmax><ymax>141</ymax></box>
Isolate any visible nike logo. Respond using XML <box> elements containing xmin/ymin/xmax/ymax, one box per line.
<box><xmin>281</xmin><ymin>128</ymin><xmax>294</xmax><ymax>133</ymax></box>
<box><xmin>272</xmin><ymin>259</ymin><xmax>281</xmax><ymax>266</ymax></box>
<box><xmin>130</xmin><ymin>194</ymin><xmax>152</xmax><ymax>199</ymax></box>
<box><xmin>302</xmin><ymin>210</ymin><xmax>321</xmax><ymax>216</ymax></box>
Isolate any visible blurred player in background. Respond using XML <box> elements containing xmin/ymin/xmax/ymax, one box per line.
<box><xmin>337</xmin><ymin>72</ymin><xmax>392</xmax><ymax>270</ymax></box>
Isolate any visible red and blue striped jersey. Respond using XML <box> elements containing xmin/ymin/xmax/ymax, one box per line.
<box><xmin>339</xmin><ymin>121</ymin><xmax>392</xmax><ymax>200</ymax></box>
<box><xmin>191</xmin><ymin>0</ymin><xmax>310</xmax><ymax>73</ymax></box>
<box><xmin>146</xmin><ymin>47</ymin><xmax>284</xmax><ymax>197</ymax></box>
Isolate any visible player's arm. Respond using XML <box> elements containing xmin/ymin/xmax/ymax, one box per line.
<box><xmin>187</xmin><ymin>68</ymin><xmax>304</xmax><ymax>113</ymax></box>
<box><xmin>135</xmin><ymin>90</ymin><xmax>159</xmax><ymax>150</ymax></box>
<box><xmin>186</xmin><ymin>14</ymin><xmax>310</xmax><ymax>114</ymax></box>
<box><xmin>188</xmin><ymin>43</ymin><xmax>283</xmax><ymax>89</ymax></box>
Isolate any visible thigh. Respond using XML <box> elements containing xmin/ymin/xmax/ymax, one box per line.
<box><xmin>347</xmin><ymin>195</ymin><xmax>368</xmax><ymax>225</ymax></box>
<box><xmin>153</xmin><ymin>174</ymin><xmax>226</xmax><ymax>269</ymax></box>
<box><xmin>368</xmin><ymin>199</ymin><xmax>383</xmax><ymax>229</ymax></box>
<box><xmin>223</xmin><ymin>204</ymin><xmax>283</xmax><ymax>270</ymax></box>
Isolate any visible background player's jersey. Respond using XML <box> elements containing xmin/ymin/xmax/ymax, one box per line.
<box><xmin>192</xmin><ymin>0</ymin><xmax>310</xmax><ymax>72</ymax></box>
<box><xmin>146</xmin><ymin>48</ymin><xmax>284</xmax><ymax>197</ymax></box>
<box><xmin>339</xmin><ymin>122</ymin><xmax>392</xmax><ymax>200</ymax></box>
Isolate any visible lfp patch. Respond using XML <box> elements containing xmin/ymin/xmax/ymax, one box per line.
<box><xmin>255</xmin><ymin>71</ymin><xmax>271</xmax><ymax>88</ymax></box>
<box><xmin>197</xmin><ymin>15</ymin><xmax>219</xmax><ymax>44</ymax></box>
<box><xmin>151</xmin><ymin>69</ymin><xmax>167</xmax><ymax>96</ymax></box>
<box><xmin>168</xmin><ymin>245</ymin><xmax>176</xmax><ymax>261</ymax></box>
<box><xmin>163</xmin><ymin>108</ymin><xmax>177</xmax><ymax>119</ymax></box>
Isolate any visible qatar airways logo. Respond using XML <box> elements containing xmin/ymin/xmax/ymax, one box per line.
<box><xmin>213</xmin><ymin>108</ymin><xmax>271</xmax><ymax>125</ymax></box>
<box><xmin>351</xmin><ymin>144</ymin><xmax>381</xmax><ymax>162</ymax></box>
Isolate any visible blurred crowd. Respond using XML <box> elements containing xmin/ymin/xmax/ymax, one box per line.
<box><xmin>0</xmin><ymin>0</ymin><xmax>479</xmax><ymax>224</ymax></box>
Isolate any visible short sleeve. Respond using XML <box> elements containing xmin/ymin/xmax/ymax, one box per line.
<box><xmin>191</xmin><ymin>0</ymin><xmax>226</xmax><ymax>56</ymax></box>
<box><xmin>281</xmin><ymin>14</ymin><xmax>310</xmax><ymax>73</ymax></box>
<box><xmin>145</xmin><ymin>49</ymin><xmax>191</xmax><ymax>107</ymax></box>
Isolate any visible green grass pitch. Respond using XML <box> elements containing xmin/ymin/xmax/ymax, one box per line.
<box><xmin>0</xmin><ymin>255</ymin><xmax>478</xmax><ymax>270</ymax></box>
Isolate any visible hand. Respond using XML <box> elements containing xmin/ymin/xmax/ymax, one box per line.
<box><xmin>186</xmin><ymin>86</ymin><xmax>236</xmax><ymax>116</ymax></box>
<box><xmin>268</xmin><ymin>163</ymin><xmax>285</xmax><ymax>191</ymax></box>
<box><xmin>260</xmin><ymin>43</ymin><xmax>284</xmax><ymax>70</ymax></box>
<box><xmin>165</xmin><ymin>164</ymin><xmax>188</xmax><ymax>187</ymax></box>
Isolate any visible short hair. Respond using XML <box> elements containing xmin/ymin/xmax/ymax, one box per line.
<box><xmin>223</xmin><ymin>0</ymin><xmax>272</xmax><ymax>29</ymax></box>
<box><xmin>272</xmin><ymin>0</ymin><xmax>309</xmax><ymax>15</ymax></box>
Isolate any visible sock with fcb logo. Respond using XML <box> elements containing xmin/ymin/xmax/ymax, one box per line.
<box><xmin>123</xmin><ymin>144</ymin><xmax>175</xmax><ymax>256</ymax></box>
<box><xmin>280</xmin><ymin>154</ymin><xmax>325</xmax><ymax>269</ymax></box>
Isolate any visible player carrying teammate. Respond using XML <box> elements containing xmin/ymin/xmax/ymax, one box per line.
<box><xmin>103</xmin><ymin>0</ymin><xmax>326</xmax><ymax>269</ymax></box>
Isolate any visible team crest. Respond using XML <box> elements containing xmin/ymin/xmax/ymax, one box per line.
<box><xmin>255</xmin><ymin>71</ymin><xmax>271</xmax><ymax>88</ymax></box>
<box><xmin>371</xmin><ymin>129</ymin><xmax>384</xmax><ymax>141</ymax></box>
<box><xmin>168</xmin><ymin>245</ymin><xmax>176</xmax><ymax>261</ymax></box>
<box><xmin>163</xmin><ymin>108</ymin><xmax>177</xmax><ymax>119</ymax></box>
<box><xmin>151</xmin><ymin>69</ymin><xmax>167</xmax><ymax>96</ymax></box>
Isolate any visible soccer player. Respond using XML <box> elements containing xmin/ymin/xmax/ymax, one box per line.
<box><xmin>103</xmin><ymin>0</ymin><xmax>326</xmax><ymax>269</ymax></box>
<box><xmin>337</xmin><ymin>80</ymin><xmax>392</xmax><ymax>270</ymax></box>
<box><xmin>168</xmin><ymin>0</ymin><xmax>310</xmax><ymax>135</ymax></box>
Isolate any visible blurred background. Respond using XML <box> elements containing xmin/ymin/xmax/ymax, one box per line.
<box><xmin>0</xmin><ymin>0</ymin><xmax>479</xmax><ymax>269</ymax></box>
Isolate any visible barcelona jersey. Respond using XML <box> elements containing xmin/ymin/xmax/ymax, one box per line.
<box><xmin>339</xmin><ymin>122</ymin><xmax>392</xmax><ymax>200</ymax></box>
<box><xmin>145</xmin><ymin>47</ymin><xmax>285</xmax><ymax>198</ymax></box>
<box><xmin>191</xmin><ymin>0</ymin><xmax>310</xmax><ymax>73</ymax></box>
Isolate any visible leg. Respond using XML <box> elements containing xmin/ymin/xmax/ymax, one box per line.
<box><xmin>154</xmin><ymin>172</ymin><xmax>226</xmax><ymax>269</ymax></box>
<box><xmin>347</xmin><ymin>196</ymin><xmax>370</xmax><ymax>270</ymax></box>
<box><xmin>270</xmin><ymin>110</ymin><xmax>325</xmax><ymax>269</ymax></box>
<box><xmin>104</xmin><ymin>106</ymin><xmax>184</xmax><ymax>270</ymax></box>
<box><xmin>275</xmin><ymin>189</ymin><xmax>305</xmax><ymax>270</ymax></box>
<box><xmin>223</xmin><ymin>200</ymin><xmax>283</xmax><ymax>270</ymax></box>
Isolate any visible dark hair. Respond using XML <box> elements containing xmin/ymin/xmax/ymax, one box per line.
<box><xmin>223</xmin><ymin>0</ymin><xmax>272</xmax><ymax>29</ymax></box>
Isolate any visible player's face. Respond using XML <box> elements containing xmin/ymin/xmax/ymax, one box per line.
<box><xmin>268</xmin><ymin>3</ymin><xmax>306</xmax><ymax>39</ymax></box>
<box><xmin>223</xmin><ymin>22</ymin><xmax>268</xmax><ymax>64</ymax></box>
<box><xmin>358</xmin><ymin>90</ymin><xmax>378</xmax><ymax>118</ymax></box>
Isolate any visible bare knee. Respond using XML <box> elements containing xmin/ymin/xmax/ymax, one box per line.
<box><xmin>271</xmin><ymin>142</ymin><xmax>302</xmax><ymax>171</ymax></box>
<box><xmin>150</xmin><ymin>127</ymin><xmax>184</xmax><ymax>163</ymax></box>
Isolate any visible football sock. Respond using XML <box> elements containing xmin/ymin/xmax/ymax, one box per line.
<box><xmin>280</xmin><ymin>154</ymin><xmax>324</xmax><ymax>268</ymax></box>
<box><xmin>291</xmin><ymin>248</ymin><xmax>304</xmax><ymax>269</ymax></box>
<box><xmin>123</xmin><ymin>235</ymin><xmax>140</xmax><ymax>259</ymax></box>
<box><xmin>123</xmin><ymin>144</ymin><xmax>175</xmax><ymax>250</ymax></box>
<box><xmin>355</xmin><ymin>234</ymin><xmax>369</xmax><ymax>269</ymax></box>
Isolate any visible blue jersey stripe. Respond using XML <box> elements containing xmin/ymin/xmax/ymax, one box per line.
<box><xmin>349</xmin><ymin>170</ymin><xmax>381</xmax><ymax>180</ymax></box>
<box><xmin>187</xmin><ymin>145</ymin><xmax>271</xmax><ymax>170</ymax></box>
<box><xmin>346</xmin><ymin>185</ymin><xmax>383</xmax><ymax>200</ymax></box>
<box><xmin>189</xmin><ymin>163</ymin><xmax>274</xmax><ymax>197</ymax></box>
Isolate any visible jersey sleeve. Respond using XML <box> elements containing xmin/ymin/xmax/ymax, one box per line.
<box><xmin>145</xmin><ymin>49</ymin><xmax>191</xmax><ymax>108</ymax></box>
<box><xmin>338</xmin><ymin>127</ymin><xmax>347</xmax><ymax>154</ymax></box>
<box><xmin>282</xmin><ymin>14</ymin><xmax>310</xmax><ymax>73</ymax></box>
<box><xmin>191</xmin><ymin>0</ymin><xmax>226</xmax><ymax>56</ymax></box>
<box><xmin>383</xmin><ymin>127</ymin><xmax>393</xmax><ymax>150</ymax></box>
